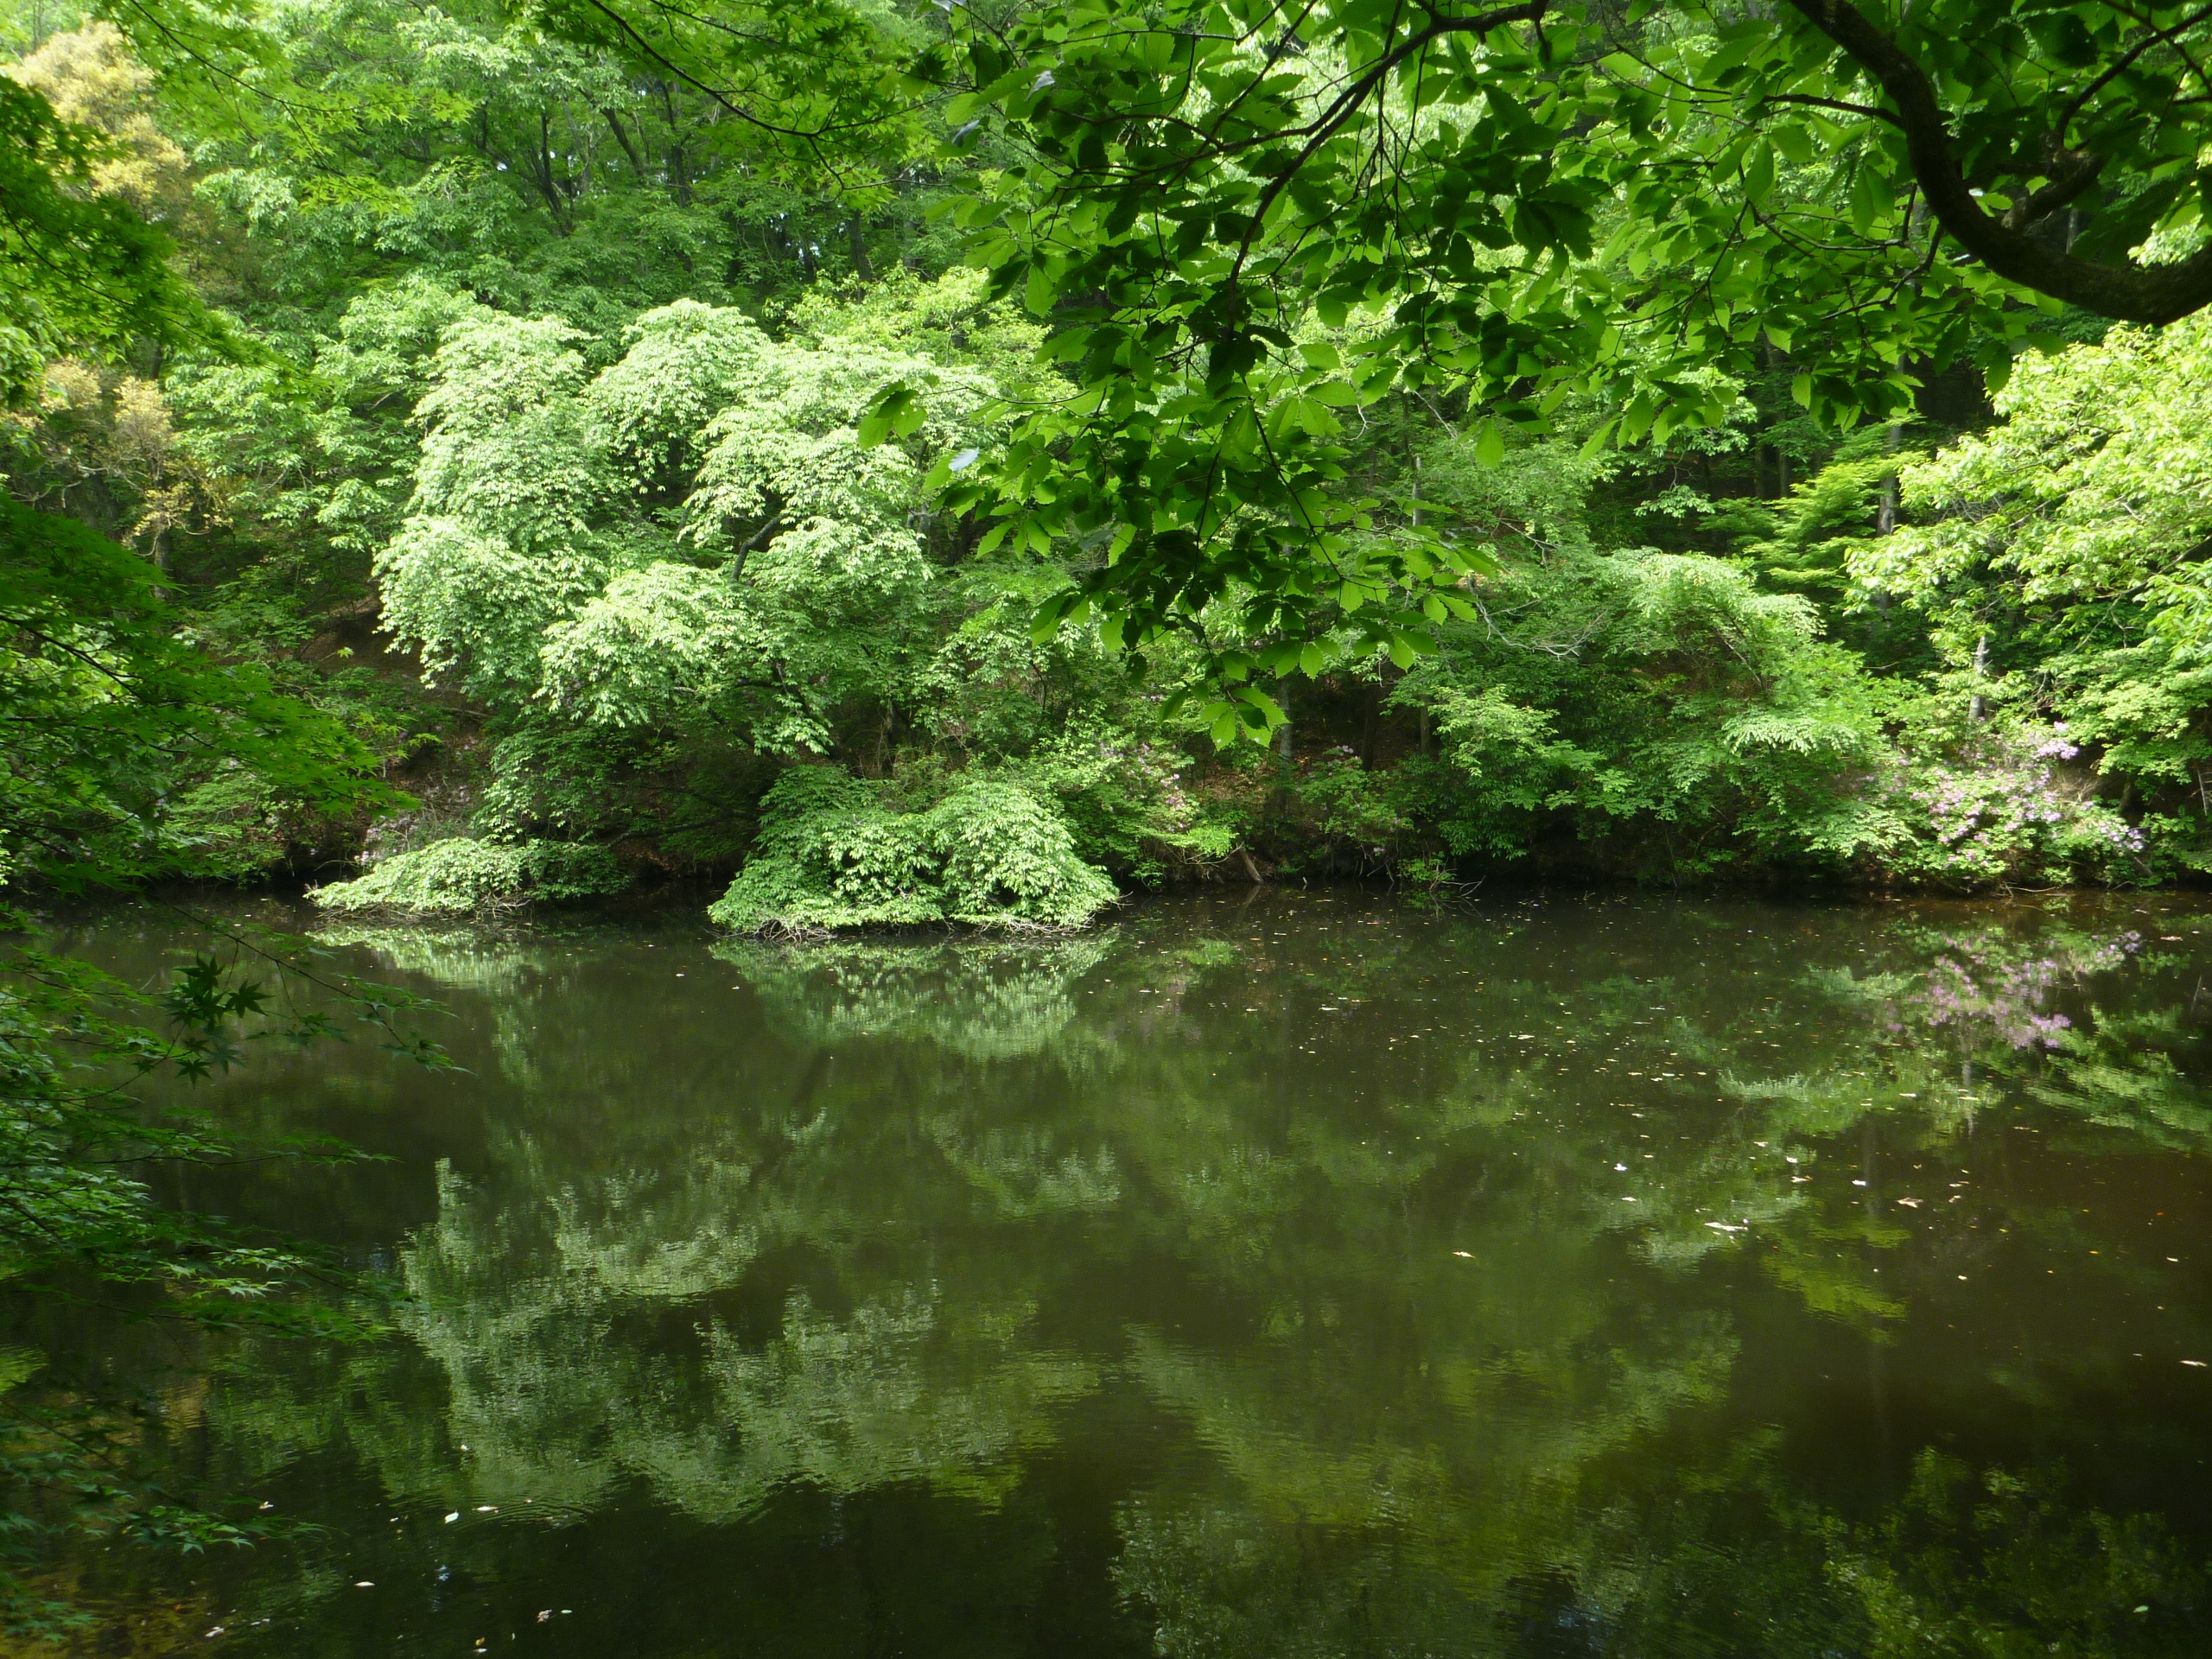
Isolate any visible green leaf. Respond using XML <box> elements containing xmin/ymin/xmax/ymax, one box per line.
<box><xmin>1743</xmin><ymin>140</ymin><xmax>1774</xmax><ymax>204</ymax></box>
<box><xmin>1024</xmin><ymin>262</ymin><xmax>1058</xmax><ymax>315</ymax></box>
<box><xmin>858</xmin><ymin>385</ymin><xmax>918</xmax><ymax>448</ymax></box>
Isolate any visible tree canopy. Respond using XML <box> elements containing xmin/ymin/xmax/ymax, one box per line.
<box><xmin>893</xmin><ymin>0</ymin><xmax>2212</xmax><ymax>683</ymax></box>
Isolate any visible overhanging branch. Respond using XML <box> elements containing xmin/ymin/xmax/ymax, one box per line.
<box><xmin>1783</xmin><ymin>0</ymin><xmax>2212</xmax><ymax>323</ymax></box>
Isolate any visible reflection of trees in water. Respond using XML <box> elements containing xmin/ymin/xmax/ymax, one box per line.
<box><xmin>2027</xmin><ymin>1007</ymin><xmax>2212</xmax><ymax>1151</ymax></box>
<box><xmin>1803</xmin><ymin>916</ymin><xmax>2132</xmax><ymax>1050</ymax></box>
<box><xmin>1115</xmin><ymin>1440</ymin><xmax>2212</xmax><ymax>1658</ymax></box>
<box><xmin>713</xmin><ymin>934</ymin><xmax>1116</xmax><ymax>1063</ymax></box>
<box><xmin>924</xmin><ymin>1122</ymin><xmax>1123</xmax><ymax>1217</ymax></box>
<box><xmin>389</xmin><ymin>1155</ymin><xmax>1096</xmax><ymax>1523</ymax></box>
<box><xmin>311</xmin><ymin>921</ymin><xmax>618</xmax><ymax>1097</ymax></box>
<box><xmin>1808</xmin><ymin>916</ymin><xmax>2212</xmax><ymax>1156</ymax></box>
<box><xmin>185</xmin><ymin>899</ymin><xmax>2212</xmax><ymax>1649</ymax></box>
<box><xmin>689</xmin><ymin>1292</ymin><xmax>1094</xmax><ymax>1516</ymax></box>
<box><xmin>308</xmin><ymin>922</ymin><xmax>569</xmax><ymax>1001</ymax></box>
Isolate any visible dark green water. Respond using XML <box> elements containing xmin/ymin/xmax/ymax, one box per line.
<box><xmin>39</xmin><ymin>888</ymin><xmax>2212</xmax><ymax>1656</ymax></box>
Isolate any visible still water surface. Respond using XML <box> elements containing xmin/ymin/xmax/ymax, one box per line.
<box><xmin>48</xmin><ymin>888</ymin><xmax>2212</xmax><ymax>1656</ymax></box>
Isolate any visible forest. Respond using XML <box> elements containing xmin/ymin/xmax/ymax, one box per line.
<box><xmin>12</xmin><ymin>0</ymin><xmax>2212</xmax><ymax>1643</ymax></box>
<box><xmin>14</xmin><ymin>0</ymin><xmax>2212</xmax><ymax>935</ymax></box>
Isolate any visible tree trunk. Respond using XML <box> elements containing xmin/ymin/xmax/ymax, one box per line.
<box><xmin>1877</xmin><ymin>423</ymin><xmax>1900</xmax><ymax>535</ymax></box>
<box><xmin>601</xmin><ymin>109</ymin><xmax>645</xmax><ymax>175</ymax></box>
<box><xmin>1274</xmin><ymin>677</ymin><xmax>1294</xmax><ymax>791</ymax></box>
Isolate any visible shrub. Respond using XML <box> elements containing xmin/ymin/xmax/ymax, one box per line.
<box><xmin>312</xmin><ymin>837</ymin><xmax>626</xmax><ymax>914</ymax></box>
<box><xmin>1863</xmin><ymin>731</ymin><xmax>2150</xmax><ymax>890</ymax></box>
<box><xmin>1001</xmin><ymin>726</ymin><xmax>1237</xmax><ymax>883</ymax></box>
<box><xmin>709</xmin><ymin>767</ymin><xmax>1117</xmax><ymax>936</ymax></box>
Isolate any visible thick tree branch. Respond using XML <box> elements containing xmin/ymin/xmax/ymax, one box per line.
<box><xmin>599</xmin><ymin>106</ymin><xmax>646</xmax><ymax>175</ymax></box>
<box><xmin>2058</xmin><ymin>0</ymin><xmax>2212</xmax><ymax>139</ymax></box>
<box><xmin>1783</xmin><ymin>0</ymin><xmax>2212</xmax><ymax>323</ymax></box>
<box><xmin>2001</xmin><ymin>151</ymin><xmax>2105</xmax><ymax>230</ymax></box>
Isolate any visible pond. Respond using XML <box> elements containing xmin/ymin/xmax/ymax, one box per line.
<box><xmin>36</xmin><ymin>887</ymin><xmax>2212</xmax><ymax>1656</ymax></box>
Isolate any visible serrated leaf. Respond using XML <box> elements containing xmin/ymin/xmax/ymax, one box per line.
<box><xmin>1024</xmin><ymin>262</ymin><xmax>1057</xmax><ymax>315</ymax></box>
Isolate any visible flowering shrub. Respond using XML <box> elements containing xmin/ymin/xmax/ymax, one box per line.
<box><xmin>1872</xmin><ymin>729</ymin><xmax>2146</xmax><ymax>890</ymax></box>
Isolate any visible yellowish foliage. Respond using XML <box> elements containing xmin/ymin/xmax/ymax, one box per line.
<box><xmin>4</xmin><ymin>23</ymin><xmax>188</xmax><ymax>217</ymax></box>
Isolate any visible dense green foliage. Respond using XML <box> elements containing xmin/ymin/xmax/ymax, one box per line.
<box><xmin>708</xmin><ymin>767</ymin><xmax>1120</xmax><ymax>932</ymax></box>
<box><xmin>0</xmin><ymin>486</ymin><xmax>436</xmax><ymax>1630</ymax></box>
<box><xmin>913</xmin><ymin>0</ymin><xmax>2212</xmax><ymax>671</ymax></box>
<box><xmin>6</xmin><ymin>0</ymin><xmax>2212</xmax><ymax>1628</ymax></box>
<box><xmin>6</xmin><ymin>0</ymin><xmax>2210</xmax><ymax>915</ymax></box>
<box><xmin>313</xmin><ymin>836</ymin><xmax>626</xmax><ymax>913</ymax></box>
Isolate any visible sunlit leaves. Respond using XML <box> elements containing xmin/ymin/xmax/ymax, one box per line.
<box><xmin>0</xmin><ymin>80</ymin><xmax>203</xmax><ymax>403</ymax></box>
<box><xmin>906</xmin><ymin>0</ymin><xmax>2212</xmax><ymax>702</ymax></box>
